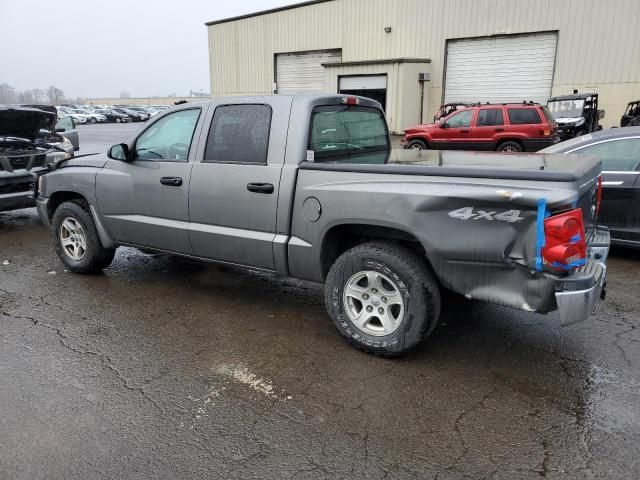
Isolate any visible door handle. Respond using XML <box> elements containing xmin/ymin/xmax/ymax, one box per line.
<box><xmin>494</xmin><ymin>128</ymin><xmax>505</xmax><ymax>132</ymax></box>
<box><xmin>160</xmin><ymin>176</ymin><xmax>183</xmax><ymax>187</ymax></box>
<box><xmin>247</xmin><ymin>183</ymin><xmax>274</xmax><ymax>194</ymax></box>
<box><xmin>460</xmin><ymin>129</ymin><xmax>470</xmax><ymax>133</ymax></box>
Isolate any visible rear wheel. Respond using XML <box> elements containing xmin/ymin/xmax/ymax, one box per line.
<box><xmin>325</xmin><ymin>241</ymin><xmax>441</xmax><ymax>357</ymax></box>
<box><xmin>90</xmin><ymin>117</ymin><xmax>97</xmax><ymax>124</ymax></box>
<box><xmin>52</xmin><ymin>201</ymin><xmax>115</xmax><ymax>274</ymax></box>
<box><xmin>407</xmin><ymin>139</ymin><xmax>428</xmax><ymax>150</ymax></box>
<box><xmin>497</xmin><ymin>141</ymin><xmax>523</xmax><ymax>153</ymax></box>
<box><xmin>115</xmin><ymin>117</ymin><xmax>121</xmax><ymax>123</ymax></box>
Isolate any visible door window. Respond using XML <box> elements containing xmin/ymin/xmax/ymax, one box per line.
<box><xmin>204</xmin><ymin>104</ymin><xmax>272</xmax><ymax>164</ymax></box>
<box><xmin>476</xmin><ymin>109</ymin><xmax>504</xmax><ymax>127</ymax></box>
<box><xmin>572</xmin><ymin>138</ymin><xmax>640</xmax><ymax>171</ymax></box>
<box><xmin>444</xmin><ymin>110</ymin><xmax>473</xmax><ymax>128</ymax></box>
<box><xmin>134</xmin><ymin>109</ymin><xmax>201</xmax><ymax>161</ymax></box>
<box><xmin>56</xmin><ymin>116</ymin><xmax>74</xmax><ymax>131</ymax></box>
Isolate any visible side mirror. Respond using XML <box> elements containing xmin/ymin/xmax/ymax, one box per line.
<box><xmin>55</xmin><ymin>128</ymin><xmax>66</xmax><ymax>133</ymax></box>
<box><xmin>108</xmin><ymin>143</ymin><xmax>130</xmax><ymax>161</ymax></box>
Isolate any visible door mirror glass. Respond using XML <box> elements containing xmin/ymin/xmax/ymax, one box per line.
<box><xmin>108</xmin><ymin>143</ymin><xmax>129</xmax><ymax>161</ymax></box>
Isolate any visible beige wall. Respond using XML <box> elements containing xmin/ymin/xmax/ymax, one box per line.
<box><xmin>85</xmin><ymin>97</ymin><xmax>200</xmax><ymax>106</ymax></box>
<box><xmin>208</xmin><ymin>0</ymin><xmax>640</xmax><ymax>129</ymax></box>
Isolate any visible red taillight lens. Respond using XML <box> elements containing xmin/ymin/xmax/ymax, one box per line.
<box><xmin>595</xmin><ymin>175</ymin><xmax>603</xmax><ymax>218</ymax></box>
<box><xmin>341</xmin><ymin>96</ymin><xmax>360</xmax><ymax>105</ymax></box>
<box><xmin>540</xmin><ymin>127</ymin><xmax>551</xmax><ymax>137</ymax></box>
<box><xmin>542</xmin><ymin>209</ymin><xmax>587</xmax><ymax>270</ymax></box>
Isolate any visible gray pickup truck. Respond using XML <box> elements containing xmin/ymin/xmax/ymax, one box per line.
<box><xmin>36</xmin><ymin>95</ymin><xmax>609</xmax><ymax>357</ymax></box>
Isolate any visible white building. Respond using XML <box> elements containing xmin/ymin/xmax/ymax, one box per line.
<box><xmin>207</xmin><ymin>0</ymin><xmax>640</xmax><ymax>133</ymax></box>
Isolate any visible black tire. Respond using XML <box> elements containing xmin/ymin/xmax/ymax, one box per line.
<box><xmin>325</xmin><ymin>241</ymin><xmax>441</xmax><ymax>357</ymax></box>
<box><xmin>115</xmin><ymin>117</ymin><xmax>121</xmax><ymax>123</ymax></box>
<box><xmin>51</xmin><ymin>200</ymin><xmax>116</xmax><ymax>274</ymax></box>
<box><xmin>497</xmin><ymin>141</ymin><xmax>523</xmax><ymax>153</ymax></box>
<box><xmin>406</xmin><ymin>139</ymin><xmax>428</xmax><ymax>150</ymax></box>
<box><xmin>90</xmin><ymin>117</ymin><xmax>97</xmax><ymax>124</ymax></box>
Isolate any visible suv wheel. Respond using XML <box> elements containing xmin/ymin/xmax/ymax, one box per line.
<box><xmin>325</xmin><ymin>241</ymin><xmax>441</xmax><ymax>357</ymax></box>
<box><xmin>497</xmin><ymin>141</ymin><xmax>523</xmax><ymax>153</ymax></box>
<box><xmin>52</xmin><ymin>200</ymin><xmax>116</xmax><ymax>274</ymax></box>
<box><xmin>407</xmin><ymin>139</ymin><xmax>428</xmax><ymax>150</ymax></box>
<box><xmin>90</xmin><ymin>117</ymin><xmax>97</xmax><ymax>124</ymax></box>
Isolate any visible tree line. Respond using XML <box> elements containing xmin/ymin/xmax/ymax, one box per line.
<box><xmin>0</xmin><ymin>83</ymin><xmax>83</xmax><ymax>105</ymax></box>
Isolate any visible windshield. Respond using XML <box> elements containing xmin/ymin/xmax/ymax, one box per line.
<box><xmin>308</xmin><ymin>105</ymin><xmax>389</xmax><ymax>161</ymax></box>
<box><xmin>547</xmin><ymin>99</ymin><xmax>585</xmax><ymax>119</ymax></box>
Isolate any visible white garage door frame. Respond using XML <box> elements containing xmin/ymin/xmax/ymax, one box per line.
<box><xmin>339</xmin><ymin>74</ymin><xmax>388</xmax><ymax>91</ymax></box>
<box><xmin>274</xmin><ymin>48</ymin><xmax>342</xmax><ymax>95</ymax></box>
<box><xmin>442</xmin><ymin>31</ymin><xmax>559</xmax><ymax>105</ymax></box>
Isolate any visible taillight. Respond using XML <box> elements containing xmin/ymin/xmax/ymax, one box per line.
<box><xmin>595</xmin><ymin>175</ymin><xmax>603</xmax><ymax>219</ymax></box>
<box><xmin>542</xmin><ymin>208</ymin><xmax>587</xmax><ymax>270</ymax></box>
<box><xmin>540</xmin><ymin>127</ymin><xmax>551</xmax><ymax>137</ymax></box>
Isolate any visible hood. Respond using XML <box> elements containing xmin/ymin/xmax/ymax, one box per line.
<box><xmin>0</xmin><ymin>106</ymin><xmax>56</xmax><ymax>142</ymax></box>
<box><xmin>555</xmin><ymin>117</ymin><xmax>585</xmax><ymax>125</ymax></box>
<box><xmin>405</xmin><ymin>123</ymin><xmax>437</xmax><ymax>134</ymax></box>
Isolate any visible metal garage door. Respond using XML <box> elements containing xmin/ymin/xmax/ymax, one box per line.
<box><xmin>276</xmin><ymin>50</ymin><xmax>341</xmax><ymax>94</ymax></box>
<box><xmin>444</xmin><ymin>32</ymin><xmax>558</xmax><ymax>104</ymax></box>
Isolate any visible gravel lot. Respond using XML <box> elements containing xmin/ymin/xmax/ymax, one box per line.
<box><xmin>1</xmin><ymin>124</ymin><xmax>639</xmax><ymax>479</ymax></box>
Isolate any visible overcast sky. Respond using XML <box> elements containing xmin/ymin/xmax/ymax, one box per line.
<box><xmin>0</xmin><ymin>0</ymin><xmax>301</xmax><ymax>99</ymax></box>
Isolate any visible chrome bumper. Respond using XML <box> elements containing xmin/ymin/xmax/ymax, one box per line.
<box><xmin>554</xmin><ymin>227</ymin><xmax>609</xmax><ymax>326</ymax></box>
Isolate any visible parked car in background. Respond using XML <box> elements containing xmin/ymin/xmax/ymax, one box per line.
<box><xmin>403</xmin><ymin>102</ymin><xmax>558</xmax><ymax>152</ymax></box>
<box><xmin>541</xmin><ymin>127</ymin><xmax>640</xmax><ymax>247</ymax></box>
<box><xmin>94</xmin><ymin>109</ymin><xmax>131</xmax><ymax>123</ymax></box>
<box><xmin>621</xmin><ymin>100</ymin><xmax>640</xmax><ymax>127</ymax></box>
<box><xmin>547</xmin><ymin>93</ymin><xmax>604</xmax><ymax>140</ymax></box>
<box><xmin>72</xmin><ymin>109</ymin><xmax>107</xmax><ymax>124</ymax></box>
<box><xmin>19</xmin><ymin>105</ymin><xmax>79</xmax><ymax>153</ymax></box>
<box><xmin>36</xmin><ymin>95</ymin><xmax>608</xmax><ymax>357</ymax></box>
<box><xmin>57</xmin><ymin>107</ymin><xmax>87</xmax><ymax>125</ymax></box>
<box><xmin>112</xmin><ymin>107</ymin><xmax>148</xmax><ymax>122</ymax></box>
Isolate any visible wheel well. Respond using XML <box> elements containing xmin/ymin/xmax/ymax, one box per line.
<box><xmin>407</xmin><ymin>137</ymin><xmax>428</xmax><ymax>146</ymax></box>
<box><xmin>47</xmin><ymin>192</ymin><xmax>88</xmax><ymax>220</ymax></box>
<box><xmin>320</xmin><ymin>224</ymin><xmax>427</xmax><ymax>279</ymax></box>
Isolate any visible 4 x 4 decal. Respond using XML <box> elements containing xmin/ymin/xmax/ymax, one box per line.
<box><xmin>448</xmin><ymin>207</ymin><xmax>525</xmax><ymax>223</ymax></box>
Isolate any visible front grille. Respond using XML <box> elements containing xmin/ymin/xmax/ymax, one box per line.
<box><xmin>0</xmin><ymin>178</ymin><xmax>34</xmax><ymax>195</ymax></box>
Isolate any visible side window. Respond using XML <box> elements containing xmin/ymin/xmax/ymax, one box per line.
<box><xmin>507</xmin><ymin>108</ymin><xmax>542</xmax><ymax>125</ymax></box>
<box><xmin>204</xmin><ymin>104</ymin><xmax>272</xmax><ymax>164</ymax></box>
<box><xmin>476</xmin><ymin>109</ymin><xmax>504</xmax><ymax>127</ymax></box>
<box><xmin>444</xmin><ymin>110</ymin><xmax>473</xmax><ymax>128</ymax></box>
<box><xmin>573</xmin><ymin>139</ymin><xmax>640</xmax><ymax>171</ymax></box>
<box><xmin>134</xmin><ymin>108</ymin><xmax>201</xmax><ymax>161</ymax></box>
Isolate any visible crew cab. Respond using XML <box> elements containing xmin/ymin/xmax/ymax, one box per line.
<box><xmin>403</xmin><ymin>102</ymin><xmax>558</xmax><ymax>152</ymax></box>
<box><xmin>36</xmin><ymin>95</ymin><xmax>608</xmax><ymax>357</ymax></box>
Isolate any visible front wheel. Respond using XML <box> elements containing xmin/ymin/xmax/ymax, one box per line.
<box><xmin>406</xmin><ymin>139</ymin><xmax>428</xmax><ymax>150</ymax></box>
<box><xmin>325</xmin><ymin>242</ymin><xmax>441</xmax><ymax>357</ymax></box>
<box><xmin>90</xmin><ymin>117</ymin><xmax>97</xmax><ymax>124</ymax></box>
<box><xmin>115</xmin><ymin>117</ymin><xmax>121</xmax><ymax>123</ymax></box>
<box><xmin>51</xmin><ymin>201</ymin><xmax>116</xmax><ymax>274</ymax></box>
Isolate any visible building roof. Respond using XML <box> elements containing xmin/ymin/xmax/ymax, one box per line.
<box><xmin>205</xmin><ymin>0</ymin><xmax>334</xmax><ymax>26</ymax></box>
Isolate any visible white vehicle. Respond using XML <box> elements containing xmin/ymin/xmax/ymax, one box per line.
<box><xmin>56</xmin><ymin>107</ymin><xmax>87</xmax><ymax>125</ymax></box>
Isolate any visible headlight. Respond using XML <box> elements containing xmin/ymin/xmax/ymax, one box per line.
<box><xmin>62</xmin><ymin>137</ymin><xmax>72</xmax><ymax>148</ymax></box>
<box><xmin>38</xmin><ymin>175</ymin><xmax>45</xmax><ymax>194</ymax></box>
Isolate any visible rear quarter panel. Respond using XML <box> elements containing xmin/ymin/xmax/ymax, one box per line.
<box><xmin>290</xmin><ymin>170</ymin><xmax>583</xmax><ymax>312</ymax></box>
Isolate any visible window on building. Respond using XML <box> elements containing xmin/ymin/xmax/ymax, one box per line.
<box><xmin>476</xmin><ymin>108</ymin><xmax>504</xmax><ymax>127</ymax></box>
<box><xmin>204</xmin><ymin>104</ymin><xmax>272</xmax><ymax>164</ymax></box>
<box><xmin>507</xmin><ymin>108</ymin><xmax>542</xmax><ymax>125</ymax></box>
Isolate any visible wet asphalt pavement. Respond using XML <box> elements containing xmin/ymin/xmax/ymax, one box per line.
<box><xmin>1</xmin><ymin>124</ymin><xmax>640</xmax><ymax>479</ymax></box>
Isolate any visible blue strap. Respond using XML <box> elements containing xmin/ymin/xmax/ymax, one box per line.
<box><xmin>535</xmin><ymin>198</ymin><xmax>547</xmax><ymax>271</ymax></box>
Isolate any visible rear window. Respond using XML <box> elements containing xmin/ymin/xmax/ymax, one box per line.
<box><xmin>507</xmin><ymin>108</ymin><xmax>542</xmax><ymax>125</ymax></box>
<box><xmin>309</xmin><ymin>105</ymin><xmax>389</xmax><ymax>161</ymax></box>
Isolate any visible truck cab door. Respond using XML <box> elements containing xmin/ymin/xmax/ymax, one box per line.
<box><xmin>434</xmin><ymin>110</ymin><xmax>473</xmax><ymax>149</ymax></box>
<box><xmin>55</xmin><ymin>116</ymin><xmax>79</xmax><ymax>151</ymax></box>
<box><xmin>188</xmin><ymin>97</ymin><xmax>292</xmax><ymax>271</ymax></box>
<box><xmin>95</xmin><ymin>106</ymin><xmax>206</xmax><ymax>253</ymax></box>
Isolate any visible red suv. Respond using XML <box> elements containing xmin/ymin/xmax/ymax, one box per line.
<box><xmin>402</xmin><ymin>103</ymin><xmax>558</xmax><ymax>152</ymax></box>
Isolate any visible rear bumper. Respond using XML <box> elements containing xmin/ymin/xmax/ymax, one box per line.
<box><xmin>554</xmin><ymin>227</ymin><xmax>609</xmax><ymax>326</ymax></box>
<box><xmin>522</xmin><ymin>136</ymin><xmax>560</xmax><ymax>152</ymax></box>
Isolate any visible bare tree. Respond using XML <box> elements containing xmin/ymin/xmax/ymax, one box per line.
<box><xmin>47</xmin><ymin>85</ymin><xmax>65</xmax><ymax>105</ymax></box>
<box><xmin>120</xmin><ymin>91</ymin><xmax>131</xmax><ymax>99</ymax></box>
<box><xmin>32</xmin><ymin>88</ymin><xmax>45</xmax><ymax>103</ymax></box>
<box><xmin>0</xmin><ymin>83</ymin><xmax>17</xmax><ymax>104</ymax></box>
